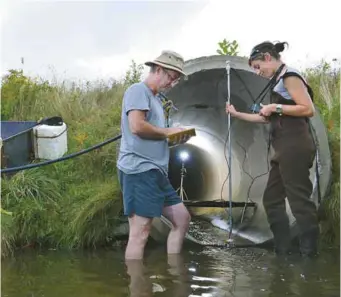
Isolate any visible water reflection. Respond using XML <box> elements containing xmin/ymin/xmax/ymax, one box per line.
<box><xmin>126</xmin><ymin>259</ymin><xmax>152</xmax><ymax>296</ymax></box>
<box><xmin>125</xmin><ymin>253</ymin><xmax>195</xmax><ymax>297</ymax></box>
<box><xmin>1</xmin><ymin>245</ymin><xmax>339</xmax><ymax>297</ymax></box>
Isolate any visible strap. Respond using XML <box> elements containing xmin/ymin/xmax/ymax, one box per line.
<box><xmin>255</xmin><ymin>63</ymin><xmax>286</xmax><ymax>105</ymax></box>
<box><xmin>159</xmin><ymin>92</ymin><xmax>174</xmax><ymax>127</ymax></box>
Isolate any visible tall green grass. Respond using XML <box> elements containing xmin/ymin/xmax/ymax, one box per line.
<box><xmin>1</xmin><ymin>62</ymin><xmax>143</xmax><ymax>257</ymax></box>
<box><xmin>1</xmin><ymin>59</ymin><xmax>339</xmax><ymax>257</ymax></box>
<box><xmin>304</xmin><ymin>61</ymin><xmax>340</xmax><ymax>246</ymax></box>
<box><xmin>1</xmin><ymin>210</ymin><xmax>15</xmax><ymax>257</ymax></box>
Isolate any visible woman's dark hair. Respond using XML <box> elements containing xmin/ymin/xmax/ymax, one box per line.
<box><xmin>248</xmin><ymin>41</ymin><xmax>288</xmax><ymax>66</ymax></box>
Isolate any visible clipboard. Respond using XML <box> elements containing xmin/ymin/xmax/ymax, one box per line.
<box><xmin>168</xmin><ymin>128</ymin><xmax>196</xmax><ymax>147</ymax></box>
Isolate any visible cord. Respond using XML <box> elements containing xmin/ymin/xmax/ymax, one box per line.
<box><xmin>219</xmin><ymin>129</ymin><xmax>271</xmax><ymax>234</ymax></box>
<box><xmin>236</xmin><ymin>140</ymin><xmax>271</xmax><ymax>224</ymax></box>
<box><xmin>0</xmin><ymin>134</ymin><xmax>122</xmax><ymax>174</ymax></box>
<box><xmin>219</xmin><ymin>61</ymin><xmax>275</xmax><ymax>243</ymax></box>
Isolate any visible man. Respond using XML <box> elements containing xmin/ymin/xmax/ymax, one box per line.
<box><xmin>117</xmin><ymin>50</ymin><xmax>192</xmax><ymax>260</ymax></box>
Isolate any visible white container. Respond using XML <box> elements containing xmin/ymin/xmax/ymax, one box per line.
<box><xmin>33</xmin><ymin>123</ymin><xmax>68</xmax><ymax>160</ymax></box>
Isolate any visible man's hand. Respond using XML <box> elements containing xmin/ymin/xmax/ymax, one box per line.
<box><xmin>166</xmin><ymin>127</ymin><xmax>192</xmax><ymax>146</ymax></box>
<box><xmin>165</xmin><ymin>127</ymin><xmax>185</xmax><ymax>136</ymax></box>
<box><xmin>128</xmin><ymin>109</ymin><xmax>193</xmax><ymax>143</ymax></box>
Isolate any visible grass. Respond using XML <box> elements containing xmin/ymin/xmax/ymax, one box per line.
<box><xmin>304</xmin><ymin>61</ymin><xmax>340</xmax><ymax>246</ymax></box>
<box><xmin>1</xmin><ymin>64</ymin><xmax>139</xmax><ymax>257</ymax></box>
<box><xmin>1</xmin><ymin>59</ymin><xmax>340</xmax><ymax>258</ymax></box>
<box><xmin>1</xmin><ymin>211</ymin><xmax>15</xmax><ymax>258</ymax></box>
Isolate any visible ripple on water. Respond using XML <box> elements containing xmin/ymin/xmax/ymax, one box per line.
<box><xmin>1</xmin><ymin>245</ymin><xmax>339</xmax><ymax>297</ymax></box>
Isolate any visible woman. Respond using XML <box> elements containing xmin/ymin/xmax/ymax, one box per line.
<box><xmin>226</xmin><ymin>41</ymin><xmax>319</xmax><ymax>257</ymax></box>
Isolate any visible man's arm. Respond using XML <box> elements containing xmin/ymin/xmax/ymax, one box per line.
<box><xmin>128</xmin><ymin>110</ymin><xmax>167</xmax><ymax>140</ymax></box>
<box><xmin>124</xmin><ymin>85</ymin><xmax>167</xmax><ymax>140</ymax></box>
<box><xmin>124</xmin><ymin>85</ymin><xmax>183</xmax><ymax>140</ymax></box>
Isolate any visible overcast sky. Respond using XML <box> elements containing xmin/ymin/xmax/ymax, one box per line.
<box><xmin>1</xmin><ymin>0</ymin><xmax>340</xmax><ymax>82</ymax></box>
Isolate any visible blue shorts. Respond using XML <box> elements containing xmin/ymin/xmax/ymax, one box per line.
<box><xmin>118</xmin><ymin>169</ymin><xmax>182</xmax><ymax>218</ymax></box>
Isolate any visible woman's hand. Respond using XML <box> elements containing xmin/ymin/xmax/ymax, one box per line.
<box><xmin>259</xmin><ymin>103</ymin><xmax>276</xmax><ymax>117</ymax></box>
<box><xmin>225</xmin><ymin>102</ymin><xmax>269</xmax><ymax>123</ymax></box>
<box><xmin>226</xmin><ymin>103</ymin><xmax>239</xmax><ymax>117</ymax></box>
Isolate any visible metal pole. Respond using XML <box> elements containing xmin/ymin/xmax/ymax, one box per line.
<box><xmin>178</xmin><ymin>161</ymin><xmax>188</xmax><ymax>201</ymax></box>
<box><xmin>226</xmin><ymin>61</ymin><xmax>233</xmax><ymax>241</ymax></box>
<box><xmin>180</xmin><ymin>161</ymin><xmax>184</xmax><ymax>200</ymax></box>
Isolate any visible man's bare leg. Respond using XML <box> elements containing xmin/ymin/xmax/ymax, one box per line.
<box><xmin>125</xmin><ymin>214</ymin><xmax>153</xmax><ymax>260</ymax></box>
<box><xmin>162</xmin><ymin>203</ymin><xmax>191</xmax><ymax>254</ymax></box>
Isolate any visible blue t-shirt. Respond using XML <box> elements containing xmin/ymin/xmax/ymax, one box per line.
<box><xmin>117</xmin><ymin>82</ymin><xmax>169</xmax><ymax>175</ymax></box>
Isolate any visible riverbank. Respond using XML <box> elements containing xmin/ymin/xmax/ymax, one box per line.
<box><xmin>1</xmin><ymin>60</ymin><xmax>339</xmax><ymax>258</ymax></box>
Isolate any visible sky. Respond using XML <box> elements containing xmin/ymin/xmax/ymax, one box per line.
<box><xmin>1</xmin><ymin>0</ymin><xmax>340</xmax><ymax>83</ymax></box>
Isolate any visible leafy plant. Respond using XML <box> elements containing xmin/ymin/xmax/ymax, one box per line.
<box><xmin>217</xmin><ymin>39</ymin><xmax>239</xmax><ymax>56</ymax></box>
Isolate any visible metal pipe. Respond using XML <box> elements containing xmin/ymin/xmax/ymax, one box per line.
<box><xmin>150</xmin><ymin>55</ymin><xmax>332</xmax><ymax>246</ymax></box>
<box><xmin>225</xmin><ymin>60</ymin><xmax>233</xmax><ymax>241</ymax></box>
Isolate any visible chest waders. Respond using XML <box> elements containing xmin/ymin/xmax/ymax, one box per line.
<box><xmin>264</xmin><ymin>90</ymin><xmax>320</xmax><ymax>256</ymax></box>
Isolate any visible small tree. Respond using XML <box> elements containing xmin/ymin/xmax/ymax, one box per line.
<box><xmin>216</xmin><ymin>39</ymin><xmax>239</xmax><ymax>56</ymax></box>
<box><xmin>123</xmin><ymin>60</ymin><xmax>144</xmax><ymax>87</ymax></box>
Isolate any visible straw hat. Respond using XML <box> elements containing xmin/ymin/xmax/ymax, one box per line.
<box><xmin>145</xmin><ymin>50</ymin><xmax>186</xmax><ymax>76</ymax></box>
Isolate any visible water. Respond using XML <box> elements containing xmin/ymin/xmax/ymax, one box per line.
<box><xmin>1</xmin><ymin>244</ymin><xmax>339</xmax><ymax>297</ymax></box>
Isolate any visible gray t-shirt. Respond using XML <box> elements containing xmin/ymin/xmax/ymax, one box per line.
<box><xmin>117</xmin><ymin>82</ymin><xmax>169</xmax><ymax>175</ymax></box>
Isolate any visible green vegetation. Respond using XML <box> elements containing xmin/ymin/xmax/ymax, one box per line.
<box><xmin>216</xmin><ymin>39</ymin><xmax>239</xmax><ymax>56</ymax></box>
<box><xmin>304</xmin><ymin>61</ymin><xmax>340</xmax><ymax>246</ymax></box>
<box><xmin>1</xmin><ymin>62</ymin><xmax>143</xmax><ymax>257</ymax></box>
<box><xmin>1</xmin><ymin>42</ymin><xmax>339</xmax><ymax>258</ymax></box>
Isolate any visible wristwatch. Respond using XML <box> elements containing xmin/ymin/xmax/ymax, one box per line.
<box><xmin>276</xmin><ymin>104</ymin><xmax>283</xmax><ymax>115</ymax></box>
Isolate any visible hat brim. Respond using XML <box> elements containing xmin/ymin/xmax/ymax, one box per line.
<box><xmin>145</xmin><ymin>61</ymin><xmax>186</xmax><ymax>77</ymax></box>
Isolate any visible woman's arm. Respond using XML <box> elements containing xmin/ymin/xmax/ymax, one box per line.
<box><xmin>281</xmin><ymin>76</ymin><xmax>315</xmax><ymax>117</ymax></box>
<box><xmin>233</xmin><ymin>112</ymin><xmax>269</xmax><ymax>123</ymax></box>
<box><xmin>226</xmin><ymin>104</ymin><xmax>269</xmax><ymax>123</ymax></box>
<box><xmin>259</xmin><ymin>76</ymin><xmax>315</xmax><ymax>118</ymax></box>
<box><xmin>262</xmin><ymin>76</ymin><xmax>315</xmax><ymax>118</ymax></box>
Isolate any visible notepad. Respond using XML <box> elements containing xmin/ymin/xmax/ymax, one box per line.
<box><xmin>168</xmin><ymin>128</ymin><xmax>196</xmax><ymax>146</ymax></box>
